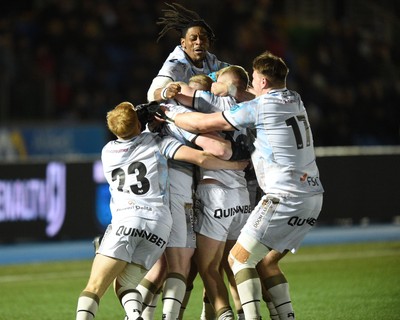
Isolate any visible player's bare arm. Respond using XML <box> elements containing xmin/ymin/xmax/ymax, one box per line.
<box><xmin>168</xmin><ymin>111</ymin><xmax>234</xmax><ymax>133</ymax></box>
<box><xmin>173</xmin><ymin>82</ymin><xmax>196</xmax><ymax>106</ymax></box>
<box><xmin>147</xmin><ymin>78</ymin><xmax>181</xmax><ymax>101</ymax></box>
<box><xmin>194</xmin><ymin>132</ymin><xmax>232</xmax><ymax>160</ymax></box>
<box><xmin>211</xmin><ymin>82</ymin><xmax>255</xmax><ymax>102</ymax></box>
<box><xmin>173</xmin><ymin>145</ymin><xmax>248</xmax><ymax>171</ymax></box>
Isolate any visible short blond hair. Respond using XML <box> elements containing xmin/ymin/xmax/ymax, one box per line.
<box><xmin>188</xmin><ymin>74</ymin><xmax>214</xmax><ymax>91</ymax></box>
<box><xmin>106</xmin><ymin>102</ymin><xmax>139</xmax><ymax>139</ymax></box>
<box><xmin>216</xmin><ymin>65</ymin><xmax>249</xmax><ymax>90</ymax></box>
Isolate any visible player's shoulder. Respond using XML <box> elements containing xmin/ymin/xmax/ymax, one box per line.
<box><xmin>163</xmin><ymin>46</ymin><xmax>188</xmax><ymax>67</ymax></box>
<box><xmin>264</xmin><ymin>89</ymin><xmax>300</xmax><ymax>103</ymax></box>
<box><xmin>140</xmin><ymin>131</ymin><xmax>167</xmax><ymax>142</ymax></box>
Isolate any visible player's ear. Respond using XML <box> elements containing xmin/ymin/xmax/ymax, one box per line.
<box><xmin>262</xmin><ymin>77</ymin><xmax>269</xmax><ymax>88</ymax></box>
<box><xmin>181</xmin><ymin>38</ymin><xmax>186</xmax><ymax>49</ymax></box>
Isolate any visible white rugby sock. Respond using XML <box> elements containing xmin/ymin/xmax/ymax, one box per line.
<box><xmin>234</xmin><ymin>268</ymin><xmax>262</xmax><ymax>319</ymax></box>
<box><xmin>76</xmin><ymin>291</ymin><xmax>99</xmax><ymax>320</ymax></box>
<box><xmin>137</xmin><ymin>278</ymin><xmax>160</xmax><ymax>310</ymax></box>
<box><xmin>265</xmin><ymin>300</ymin><xmax>279</xmax><ymax>319</ymax></box>
<box><xmin>141</xmin><ymin>289</ymin><xmax>161</xmax><ymax>320</ymax></box>
<box><xmin>263</xmin><ymin>275</ymin><xmax>295</xmax><ymax>319</ymax></box>
<box><xmin>137</xmin><ymin>278</ymin><xmax>161</xmax><ymax>319</ymax></box>
<box><xmin>162</xmin><ymin>273</ymin><xmax>186</xmax><ymax>320</ymax></box>
<box><xmin>120</xmin><ymin>289</ymin><xmax>143</xmax><ymax>320</ymax></box>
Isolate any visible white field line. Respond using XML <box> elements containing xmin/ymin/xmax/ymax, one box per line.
<box><xmin>284</xmin><ymin>249</ymin><xmax>399</xmax><ymax>263</ymax></box>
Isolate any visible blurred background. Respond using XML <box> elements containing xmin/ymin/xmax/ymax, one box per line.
<box><xmin>1</xmin><ymin>0</ymin><xmax>399</xmax><ymax>145</ymax></box>
<box><xmin>0</xmin><ymin>0</ymin><xmax>399</xmax><ymax>243</ymax></box>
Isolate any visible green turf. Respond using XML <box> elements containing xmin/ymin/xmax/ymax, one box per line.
<box><xmin>0</xmin><ymin>241</ymin><xmax>399</xmax><ymax>320</ymax></box>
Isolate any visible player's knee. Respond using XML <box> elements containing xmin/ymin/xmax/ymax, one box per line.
<box><xmin>229</xmin><ymin>243</ymin><xmax>258</xmax><ymax>276</ymax></box>
<box><xmin>116</xmin><ymin>264</ymin><xmax>147</xmax><ymax>296</ymax></box>
<box><xmin>229</xmin><ymin>234</ymin><xmax>269</xmax><ymax>275</ymax></box>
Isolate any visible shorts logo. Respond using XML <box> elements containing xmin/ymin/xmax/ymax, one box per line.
<box><xmin>287</xmin><ymin>216</ymin><xmax>316</xmax><ymax>227</ymax></box>
<box><xmin>214</xmin><ymin>205</ymin><xmax>252</xmax><ymax>219</ymax></box>
<box><xmin>116</xmin><ymin>226</ymin><xmax>167</xmax><ymax>248</ymax></box>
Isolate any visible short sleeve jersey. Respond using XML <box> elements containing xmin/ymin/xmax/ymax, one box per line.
<box><xmin>162</xmin><ymin>103</ymin><xmax>199</xmax><ymax>147</ymax></box>
<box><xmin>158</xmin><ymin>46</ymin><xmax>229</xmax><ymax>83</ymax></box>
<box><xmin>161</xmin><ymin>103</ymin><xmax>199</xmax><ymax>197</ymax></box>
<box><xmin>222</xmin><ymin>88</ymin><xmax>324</xmax><ymax>197</ymax></box>
<box><xmin>101</xmin><ymin>132</ymin><xmax>183</xmax><ymax>224</ymax></box>
<box><xmin>193</xmin><ymin>91</ymin><xmax>249</xmax><ymax>188</ymax></box>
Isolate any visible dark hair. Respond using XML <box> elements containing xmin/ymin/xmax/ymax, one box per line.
<box><xmin>156</xmin><ymin>2</ymin><xmax>216</xmax><ymax>43</ymax></box>
<box><xmin>253</xmin><ymin>51</ymin><xmax>289</xmax><ymax>87</ymax></box>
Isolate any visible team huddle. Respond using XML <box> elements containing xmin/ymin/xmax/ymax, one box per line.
<box><xmin>75</xmin><ymin>3</ymin><xmax>324</xmax><ymax>320</ymax></box>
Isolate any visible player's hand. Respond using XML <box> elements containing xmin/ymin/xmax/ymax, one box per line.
<box><xmin>154</xmin><ymin>106</ymin><xmax>177</xmax><ymax>124</ymax></box>
<box><xmin>234</xmin><ymin>160</ymin><xmax>250</xmax><ymax>171</ymax></box>
<box><xmin>162</xmin><ymin>82</ymin><xmax>181</xmax><ymax>100</ymax></box>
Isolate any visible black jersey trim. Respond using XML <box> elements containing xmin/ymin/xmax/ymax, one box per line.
<box><xmin>222</xmin><ymin>112</ymin><xmax>240</xmax><ymax>131</ymax></box>
<box><xmin>171</xmin><ymin>144</ymin><xmax>184</xmax><ymax>159</ymax></box>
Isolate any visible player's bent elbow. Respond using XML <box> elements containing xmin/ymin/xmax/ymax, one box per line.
<box><xmin>195</xmin><ymin>152</ymin><xmax>216</xmax><ymax>169</ymax></box>
<box><xmin>214</xmin><ymin>145</ymin><xmax>232</xmax><ymax>160</ymax></box>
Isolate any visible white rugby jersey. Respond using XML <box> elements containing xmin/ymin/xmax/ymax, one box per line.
<box><xmin>193</xmin><ymin>91</ymin><xmax>249</xmax><ymax>188</ymax></box>
<box><xmin>157</xmin><ymin>46</ymin><xmax>229</xmax><ymax>83</ymax></box>
<box><xmin>101</xmin><ymin>132</ymin><xmax>183</xmax><ymax>224</ymax></box>
<box><xmin>161</xmin><ymin>103</ymin><xmax>199</xmax><ymax>197</ymax></box>
<box><xmin>223</xmin><ymin>88</ymin><xmax>324</xmax><ymax>197</ymax></box>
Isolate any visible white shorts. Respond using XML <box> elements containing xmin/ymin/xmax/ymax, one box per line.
<box><xmin>168</xmin><ymin>193</ymin><xmax>196</xmax><ymax>248</ymax></box>
<box><xmin>98</xmin><ymin>216</ymin><xmax>171</xmax><ymax>270</ymax></box>
<box><xmin>241</xmin><ymin>193</ymin><xmax>323</xmax><ymax>253</ymax></box>
<box><xmin>195</xmin><ymin>183</ymin><xmax>251</xmax><ymax>242</ymax></box>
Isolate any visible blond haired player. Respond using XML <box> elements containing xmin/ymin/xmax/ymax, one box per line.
<box><xmin>166</xmin><ymin>51</ymin><xmax>324</xmax><ymax>319</ymax></box>
<box><xmin>171</xmin><ymin>65</ymin><xmax>254</xmax><ymax>320</ymax></box>
<box><xmin>75</xmin><ymin>102</ymin><xmax>248</xmax><ymax>320</ymax></box>
<box><xmin>137</xmin><ymin>74</ymin><xmax>236</xmax><ymax>320</ymax></box>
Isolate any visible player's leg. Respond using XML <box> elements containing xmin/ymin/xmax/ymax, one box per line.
<box><xmin>195</xmin><ymin>184</ymin><xmax>237</xmax><ymax>319</ymax></box>
<box><xmin>260</xmin><ymin>281</ymin><xmax>279</xmax><ymax>320</ymax></box>
<box><xmin>115</xmin><ymin>263</ymin><xmax>148</xmax><ymax>320</ymax></box>
<box><xmin>217</xmin><ymin>186</ymin><xmax>252</xmax><ymax>320</ymax></box>
<box><xmin>223</xmin><ymin>188</ymin><xmax>252</xmax><ymax>320</ymax></box>
<box><xmin>129</xmin><ymin>218</ymin><xmax>172</xmax><ymax>320</ymax></box>
<box><xmin>200</xmin><ymin>290</ymin><xmax>216</xmax><ymax>320</ymax></box>
<box><xmin>222</xmin><ymin>239</ymin><xmax>245</xmax><ymax>320</ymax></box>
<box><xmin>257</xmin><ymin>194</ymin><xmax>322</xmax><ymax>320</ymax></box>
<box><xmin>179</xmin><ymin>256</ymin><xmax>198</xmax><ymax>319</ymax></box>
<box><xmin>137</xmin><ymin>255</ymin><xmax>167</xmax><ymax>319</ymax></box>
<box><xmin>229</xmin><ymin>194</ymin><xmax>290</xmax><ymax>319</ymax></box>
<box><xmin>76</xmin><ymin>254</ymin><xmax>126</xmax><ymax>320</ymax></box>
<box><xmin>163</xmin><ymin>246</ymin><xmax>195</xmax><ymax>319</ymax></box>
<box><xmin>196</xmin><ymin>234</ymin><xmax>234</xmax><ymax>319</ymax></box>
<box><xmin>229</xmin><ymin>233</ymin><xmax>269</xmax><ymax>319</ymax></box>
<box><xmin>162</xmin><ymin>196</ymin><xmax>196</xmax><ymax>320</ymax></box>
<box><xmin>257</xmin><ymin>250</ymin><xmax>292</xmax><ymax>319</ymax></box>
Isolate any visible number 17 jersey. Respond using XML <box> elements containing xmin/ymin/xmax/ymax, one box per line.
<box><xmin>223</xmin><ymin>88</ymin><xmax>324</xmax><ymax>197</ymax></box>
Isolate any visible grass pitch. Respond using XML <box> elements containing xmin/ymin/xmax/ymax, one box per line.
<box><xmin>0</xmin><ymin>241</ymin><xmax>399</xmax><ymax>320</ymax></box>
